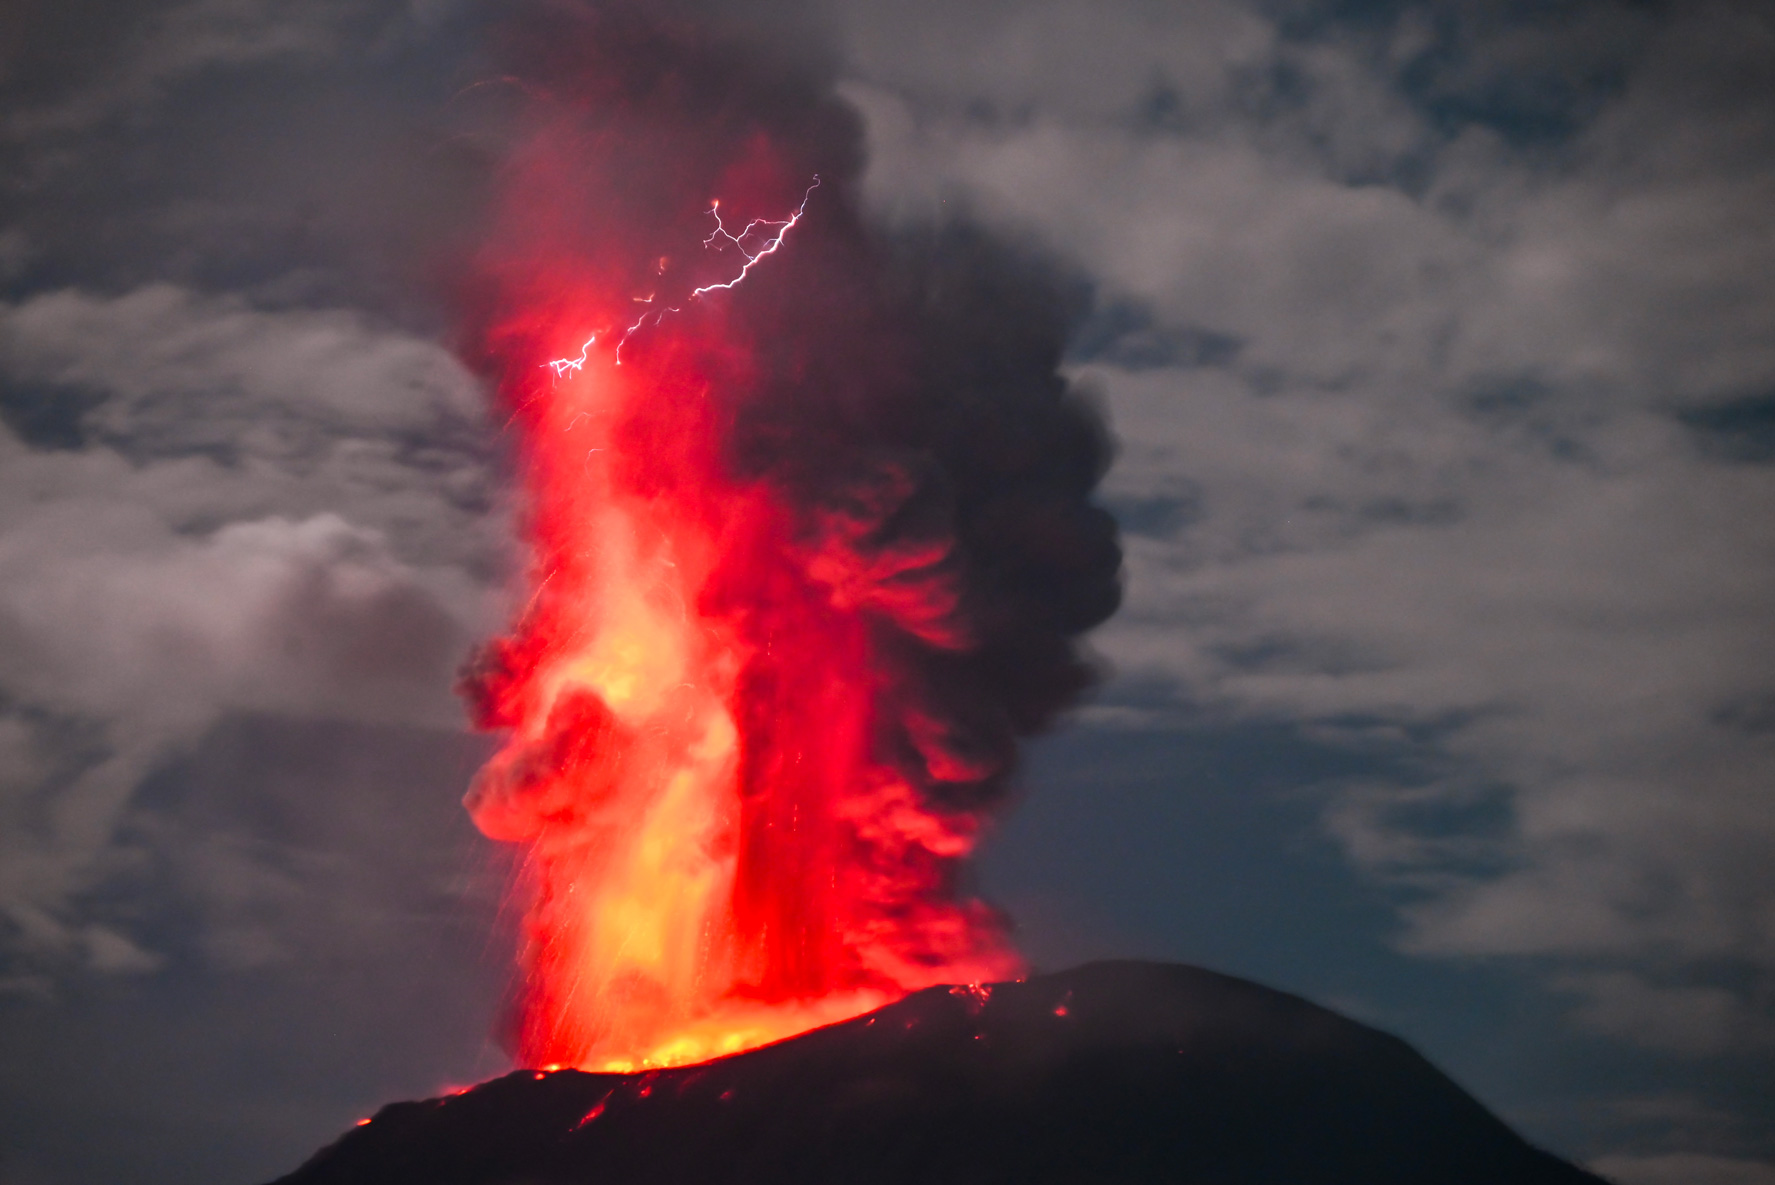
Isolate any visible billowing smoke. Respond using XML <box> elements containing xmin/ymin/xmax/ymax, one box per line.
<box><xmin>452</xmin><ymin>4</ymin><xmax>1121</xmax><ymax>1071</ymax></box>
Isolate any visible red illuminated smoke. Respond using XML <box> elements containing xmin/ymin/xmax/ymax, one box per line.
<box><xmin>454</xmin><ymin>10</ymin><xmax>1120</xmax><ymax>1071</ymax></box>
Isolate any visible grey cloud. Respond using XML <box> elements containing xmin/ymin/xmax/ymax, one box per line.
<box><xmin>849</xmin><ymin>77</ymin><xmax>1474</xmax><ymax>385</ymax></box>
<box><xmin>0</xmin><ymin>502</ymin><xmax>491</xmax><ymax>982</ymax></box>
<box><xmin>1552</xmin><ymin>971</ymin><xmax>1773</xmax><ymax>1057</ymax></box>
<box><xmin>1068</xmin><ymin>298</ymin><xmax>1243</xmax><ymax>372</ymax></box>
<box><xmin>0</xmin><ymin>285</ymin><xmax>509</xmax><ymax>985</ymax></box>
<box><xmin>0</xmin><ymin>2</ymin><xmax>568</xmax><ymax>1178</ymax></box>
<box><xmin>0</xmin><ymin>716</ymin><xmax>512</xmax><ymax>1185</ymax></box>
<box><xmin>0</xmin><ymin>286</ymin><xmax>483</xmax><ymax>442</ymax></box>
<box><xmin>0</xmin><ymin>512</ymin><xmax>470</xmax><ymax>723</ymax></box>
<box><xmin>1589</xmin><ymin>1153</ymin><xmax>1775</xmax><ymax>1185</ymax></box>
<box><xmin>1384</xmin><ymin>1</ymin><xmax>1660</xmax><ymax>147</ymax></box>
<box><xmin>1681</xmin><ymin>396</ymin><xmax>1775</xmax><ymax>465</ymax></box>
<box><xmin>0</xmin><ymin>286</ymin><xmax>506</xmax><ymax>569</ymax></box>
<box><xmin>1</xmin><ymin>0</ymin><xmax>386</xmax><ymax>142</ymax></box>
<box><xmin>126</xmin><ymin>715</ymin><xmax>504</xmax><ymax>977</ymax></box>
<box><xmin>834</xmin><ymin>0</ymin><xmax>1775</xmax><ymax>1086</ymax></box>
<box><xmin>1096</xmin><ymin>396</ymin><xmax>1775</xmax><ymax>987</ymax></box>
<box><xmin>835</xmin><ymin>0</ymin><xmax>1274</xmax><ymax>126</ymax></box>
<box><xmin>0</xmin><ymin>0</ymin><xmax>495</xmax><ymax>326</ymax></box>
<box><xmin>849</xmin><ymin>2</ymin><xmax>1775</xmax><ymax>410</ymax></box>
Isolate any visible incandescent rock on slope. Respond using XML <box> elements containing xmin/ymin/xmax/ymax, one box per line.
<box><xmin>271</xmin><ymin>960</ymin><xmax>1604</xmax><ymax>1185</ymax></box>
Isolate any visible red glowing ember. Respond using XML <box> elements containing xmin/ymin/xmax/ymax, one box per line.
<box><xmin>453</xmin><ymin>12</ymin><xmax>1119</xmax><ymax>1075</ymax></box>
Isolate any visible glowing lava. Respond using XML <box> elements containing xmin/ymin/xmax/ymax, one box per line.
<box><xmin>460</xmin><ymin>183</ymin><xmax>1019</xmax><ymax>1072</ymax></box>
<box><xmin>454</xmin><ymin>13</ymin><xmax>1118</xmax><ymax>1076</ymax></box>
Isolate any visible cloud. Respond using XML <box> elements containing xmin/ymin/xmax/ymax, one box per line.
<box><xmin>0</xmin><ymin>0</ymin><xmax>495</xmax><ymax>320</ymax></box>
<box><xmin>0</xmin><ymin>714</ymin><xmax>514</xmax><ymax>1185</ymax></box>
<box><xmin>836</xmin><ymin>0</ymin><xmax>1775</xmax><ymax>1063</ymax></box>
<box><xmin>1590</xmin><ymin>1153</ymin><xmax>1775</xmax><ymax>1185</ymax></box>
<box><xmin>834</xmin><ymin>0</ymin><xmax>1274</xmax><ymax>125</ymax></box>
<box><xmin>0</xmin><ymin>508</ymin><xmax>469</xmax><ymax>726</ymax></box>
<box><xmin>0</xmin><ymin>284</ymin><xmax>507</xmax><ymax>984</ymax></box>
<box><xmin>1551</xmin><ymin>971</ymin><xmax>1772</xmax><ymax>1057</ymax></box>
<box><xmin>1</xmin><ymin>0</ymin><xmax>378</xmax><ymax>142</ymax></box>
<box><xmin>2</xmin><ymin>284</ymin><xmax>482</xmax><ymax>437</ymax></box>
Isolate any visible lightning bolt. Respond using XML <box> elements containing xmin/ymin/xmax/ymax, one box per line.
<box><xmin>545</xmin><ymin>334</ymin><xmax>599</xmax><ymax>378</ymax></box>
<box><xmin>544</xmin><ymin>176</ymin><xmax>820</xmax><ymax>374</ymax></box>
<box><xmin>690</xmin><ymin>175</ymin><xmax>821</xmax><ymax>298</ymax></box>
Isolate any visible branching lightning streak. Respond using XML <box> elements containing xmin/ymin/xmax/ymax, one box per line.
<box><xmin>613</xmin><ymin>304</ymin><xmax>677</xmax><ymax>366</ymax></box>
<box><xmin>546</xmin><ymin>334</ymin><xmax>598</xmax><ymax>378</ymax></box>
<box><xmin>544</xmin><ymin>176</ymin><xmax>819</xmax><ymax>374</ymax></box>
<box><xmin>689</xmin><ymin>176</ymin><xmax>821</xmax><ymax>298</ymax></box>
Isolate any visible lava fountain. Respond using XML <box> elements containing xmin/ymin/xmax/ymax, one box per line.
<box><xmin>453</xmin><ymin>9</ymin><xmax>1121</xmax><ymax>1075</ymax></box>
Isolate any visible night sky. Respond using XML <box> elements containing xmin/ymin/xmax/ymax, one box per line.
<box><xmin>2</xmin><ymin>3</ymin><xmax>1772</xmax><ymax>1184</ymax></box>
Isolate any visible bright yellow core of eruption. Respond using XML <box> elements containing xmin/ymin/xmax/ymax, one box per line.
<box><xmin>518</xmin><ymin>480</ymin><xmax>893</xmax><ymax>1071</ymax></box>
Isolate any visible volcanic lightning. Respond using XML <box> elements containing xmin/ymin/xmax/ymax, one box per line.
<box><xmin>689</xmin><ymin>176</ymin><xmax>820</xmax><ymax>297</ymax></box>
<box><xmin>545</xmin><ymin>334</ymin><xmax>598</xmax><ymax>378</ymax></box>
<box><xmin>546</xmin><ymin>177</ymin><xmax>822</xmax><ymax>373</ymax></box>
<box><xmin>455</xmin><ymin>10</ymin><xmax>1120</xmax><ymax>1077</ymax></box>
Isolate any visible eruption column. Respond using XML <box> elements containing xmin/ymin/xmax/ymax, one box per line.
<box><xmin>454</xmin><ymin>11</ymin><xmax>1119</xmax><ymax>1075</ymax></box>
<box><xmin>461</xmin><ymin>202</ymin><xmax>1013</xmax><ymax>1071</ymax></box>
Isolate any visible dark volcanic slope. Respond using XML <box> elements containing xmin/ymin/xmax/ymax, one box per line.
<box><xmin>272</xmin><ymin>960</ymin><xmax>1604</xmax><ymax>1185</ymax></box>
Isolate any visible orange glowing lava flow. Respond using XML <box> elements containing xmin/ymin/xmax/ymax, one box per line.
<box><xmin>461</xmin><ymin>199</ymin><xmax>1022</xmax><ymax>1070</ymax></box>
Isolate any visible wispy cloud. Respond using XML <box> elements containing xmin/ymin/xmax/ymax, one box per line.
<box><xmin>0</xmin><ymin>285</ymin><xmax>507</xmax><ymax>982</ymax></box>
<box><xmin>840</xmin><ymin>0</ymin><xmax>1775</xmax><ymax>1068</ymax></box>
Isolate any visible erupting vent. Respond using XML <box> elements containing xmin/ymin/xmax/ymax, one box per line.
<box><xmin>454</xmin><ymin>11</ymin><xmax>1121</xmax><ymax>1073</ymax></box>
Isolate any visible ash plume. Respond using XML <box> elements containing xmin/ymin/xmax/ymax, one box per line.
<box><xmin>451</xmin><ymin>3</ymin><xmax>1122</xmax><ymax>1068</ymax></box>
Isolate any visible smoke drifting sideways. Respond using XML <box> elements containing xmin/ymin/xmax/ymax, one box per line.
<box><xmin>450</xmin><ymin>5</ymin><xmax>1122</xmax><ymax>1074</ymax></box>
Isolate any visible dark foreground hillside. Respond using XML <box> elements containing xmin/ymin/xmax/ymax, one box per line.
<box><xmin>271</xmin><ymin>960</ymin><xmax>1605</xmax><ymax>1185</ymax></box>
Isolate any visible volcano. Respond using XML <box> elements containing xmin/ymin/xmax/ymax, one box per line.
<box><xmin>270</xmin><ymin>960</ymin><xmax>1603</xmax><ymax>1184</ymax></box>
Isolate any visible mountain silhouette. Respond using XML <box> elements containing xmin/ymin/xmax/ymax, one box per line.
<box><xmin>271</xmin><ymin>960</ymin><xmax>1605</xmax><ymax>1184</ymax></box>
